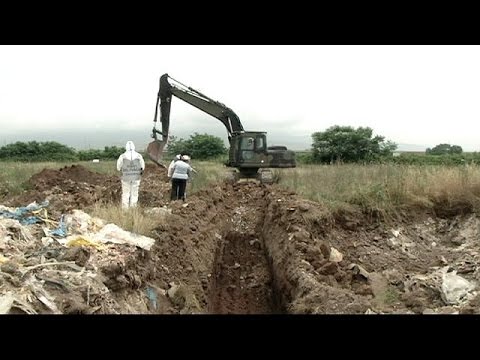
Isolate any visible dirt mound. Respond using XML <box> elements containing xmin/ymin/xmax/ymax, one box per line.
<box><xmin>5</xmin><ymin>165</ymin><xmax>119</xmax><ymax>215</ymax></box>
<box><xmin>4</xmin><ymin>163</ymin><xmax>172</xmax><ymax>214</ymax></box>
<box><xmin>29</xmin><ymin>165</ymin><xmax>108</xmax><ymax>190</ymax></box>
<box><xmin>138</xmin><ymin>163</ymin><xmax>171</xmax><ymax>207</ymax></box>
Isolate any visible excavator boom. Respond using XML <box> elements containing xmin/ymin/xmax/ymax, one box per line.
<box><xmin>164</xmin><ymin>75</ymin><xmax>244</xmax><ymax>136</ymax></box>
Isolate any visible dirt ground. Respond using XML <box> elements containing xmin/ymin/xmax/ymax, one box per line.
<box><xmin>1</xmin><ymin>164</ymin><xmax>479</xmax><ymax>314</ymax></box>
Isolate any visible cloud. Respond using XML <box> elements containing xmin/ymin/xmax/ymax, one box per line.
<box><xmin>1</xmin><ymin>45</ymin><xmax>480</xmax><ymax>151</ymax></box>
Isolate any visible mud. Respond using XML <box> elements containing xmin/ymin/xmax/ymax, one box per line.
<box><xmin>207</xmin><ymin>185</ymin><xmax>280</xmax><ymax>314</ymax></box>
<box><xmin>2</xmin><ymin>163</ymin><xmax>480</xmax><ymax>314</ymax></box>
<box><xmin>4</xmin><ymin>163</ymin><xmax>171</xmax><ymax>215</ymax></box>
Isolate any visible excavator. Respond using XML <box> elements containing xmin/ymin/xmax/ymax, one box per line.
<box><xmin>146</xmin><ymin>74</ymin><xmax>296</xmax><ymax>183</ymax></box>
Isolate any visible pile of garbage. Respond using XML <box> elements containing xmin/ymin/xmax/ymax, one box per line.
<box><xmin>0</xmin><ymin>202</ymin><xmax>156</xmax><ymax>314</ymax></box>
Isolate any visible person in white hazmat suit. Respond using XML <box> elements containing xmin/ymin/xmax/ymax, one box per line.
<box><xmin>116</xmin><ymin>141</ymin><xmax>145</xmax><ymax>208</ymax></box>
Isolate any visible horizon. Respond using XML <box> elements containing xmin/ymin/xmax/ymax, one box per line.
<box><xmin>0</xmin><ymin>128</ymin><xmax>458</xmax><ymax>153</ymax></box>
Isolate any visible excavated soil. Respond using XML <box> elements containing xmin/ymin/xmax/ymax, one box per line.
<box><xmin>2</xmin><ymin>163</ymin><xmax>480</xmax><ymax>314</ymax></box>
<box><xmin>5</xmin><ymin>163</ymin><xmax>171</xmax><ymax>217</ymax></box>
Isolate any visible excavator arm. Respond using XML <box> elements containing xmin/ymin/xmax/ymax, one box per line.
<box><xmin>157</xmin><ymin>74</ymin><xmax>243</xmax><ymax>139</ymax></box>
<box><xmin>148</xmin><ymin>74</ymin><xmax>244</xmax><ymax>165</ymax></box>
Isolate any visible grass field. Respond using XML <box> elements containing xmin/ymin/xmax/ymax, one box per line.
<box><xmin>2</xmin><ymin>160</ymin><xmax>480</xmax><ymax>219</ymax></box>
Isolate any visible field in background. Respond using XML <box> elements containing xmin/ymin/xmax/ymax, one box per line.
<box><xmin>278</xmin><ymin>164</ymin><xmax>480</xmax><ymax>217</ymax></box>
<box><xmin>2</xmin><ymin>160</ymin><xmax>480</xmax><ymax>218</ymax></box>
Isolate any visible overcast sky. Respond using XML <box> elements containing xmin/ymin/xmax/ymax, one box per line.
<box><xmin>1</xmin><ymin>45</ymin><xmax>480</xmax><ymax>151</ymax></box>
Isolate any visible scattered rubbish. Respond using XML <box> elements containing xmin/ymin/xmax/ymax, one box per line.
<box><xmin>0</xmin><ymin>293</ymin><xmax>14</xmax><ymax>314</ymax></box>
<box><xmin>348</xmin><ymin>263</ymin><xmax>370</xmax><ymax>279</ymax></box>
<box><xmin>146</xmin><ymin>287</ymin><xmax>158</xmax><ymax>310</ymax></box>
<box><xmin>441</xmin><ymin>270</ymin><xmax>476</xmax><ymax>305</ymax></box>
<box><xmin>145</xmin><ymin>207</ymin><xmax>172</xmax><ymax>216</ymax></box>
<box><xmin>93</xmin><ymin>223</ymin><xmax>155</xmax><ymax>250</ymax></box>
<box><xmin>391</xmin><ymin>229</ymin><xmax>400</xmax><ymax>238</ymax></box>
<box><xmin>49</xmin><ymin>215</ymin><xmax>67</xmax><ymax>237</ymax></box>
<box><xmin>65</xmin><ymin>236</ymin><xmax>105</xmax><ymax>250</ymax></box>
<box><xmin>167</xmin><ymin>283</ymin><xmax>180</xmax><ymax>298</ymax></box>
<box><xmin>0</xmin><ymin>201</ymin><xmax>49</xmax><ymax>225</ymax></box>
<box><xmin>329</xmin><ymin>247</ymin><xmax>343</xmax><ymax>263</ymax></box>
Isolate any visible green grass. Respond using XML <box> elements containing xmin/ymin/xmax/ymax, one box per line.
<box><xmin>90</xmin><ymin>203</ymin><xmax>165</xmax><ymax>236</ymax></box>
<box><xmin>278</xmin><ymin>163</ymin><xmax>480</xmax><ymax>215</ymax></box>
<box><xmin>3</xmin><ymin>160</ymin><xmax>480</xmax><ymax>219</ymax></box>
<box><xmin>0</xmin><ymin>161</ymin><xmax>62</xmax><ymax>197</ymax></box>
<box><xmin>0</xmin><ymin>161</ymin><xmax>121</xmax><ymax>198</ymax></box>
<box><xmin>78</xmin><ymin>161</ymin><xmax>119</xmax><ymax>175</ymax></box>
<box><xmin>383</xmin><ymin>286</ymin><xmax>401</xmax><ymax>305</ymax></box>
<box><xmin>187</xmin><ymin>160</ymin><xmax>228</xmax><ymax>193</ymax></box>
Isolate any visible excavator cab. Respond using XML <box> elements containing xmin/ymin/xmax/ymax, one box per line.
<box><xmin>226</xmin><ymin>132</ymin><xmax>296</xmax><ymax>183</ymax></box>
<box><xmin>229</xmin><ymin>133</ymin><xmax>264</xmax><ymax>166</ymax></box>
<box><xmin>228</xmin><ymin>132</ymin><xmax>296</xmax><ymax>168</ymax></box>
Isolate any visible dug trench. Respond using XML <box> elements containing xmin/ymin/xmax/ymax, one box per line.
<box><xmin>206</xmin><ymin>187</ymin><xmax>283</xmax><ymax>314</ymax></box>
<box><xmin>2</xmin><ymin>164</ymin><xmax>480</xmax><ymax>314</ymax></box>
<box><xmin>145</xmin><ymin>182</ymin><xmax>289</xmax><ymax>314</ymax></box>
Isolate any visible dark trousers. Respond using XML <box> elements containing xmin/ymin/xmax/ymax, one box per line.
<box><xmin>171</xmin><ymin>178</ymin><xmax>187</xmax><ymax>201</ymax></box>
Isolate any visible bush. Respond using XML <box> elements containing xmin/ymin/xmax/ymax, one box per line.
<box><xmin>167</xmin><ymin>133</ymin><xmax>227</xmax><ymax>160</ymax></box>
<box><xmin>0</xmin><ymin>141</ymin><xmax>78</xmax><ymax>161</ymax></box>
<box><xmin>311</xmin><ymin>125</ymin><xmax>397</xmax><ymax>164</ymax></box>
<box><xmin>0</xmin><ymin>142</ymin><xmax>125</xmax><ymax>162</ymax></box>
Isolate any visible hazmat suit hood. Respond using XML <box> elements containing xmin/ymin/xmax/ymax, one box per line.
<box><xmin>125</xmin><ymin>141</ymin><xmax>135</xmax><ymax>152</ymax></box>
<box><xmin>125</xmin><ymin>141</ymin><xmax>137</xmax><ymax>161</ymax></box>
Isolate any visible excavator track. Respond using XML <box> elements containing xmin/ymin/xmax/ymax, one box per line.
<box><xmin>224</xmin><ymin>169</ymin><xmax>274</xmax><ymax>185</ymax></box>
<box><xmin>257</xmin><ymin>169</ymin><xmax>274</xmax><ymax>184</ymax></box>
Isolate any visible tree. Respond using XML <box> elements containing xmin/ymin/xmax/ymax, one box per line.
<box><xmin>311</xmin><ymin>125</ymin><xmax>397</xmax><ymax>163</ymax></box>
<box><xmin>450</xmin><ymin>145</ymin><xmax>463</xmax><ymax>154</ymax></box>
<box><xmin>166</xmin><ymin>135</ymin><xmax>190</xmax><ymax>158</ymax></box>
<box><xmin>426</xmin><ymin>143</ymin><xmax>463</xmax><ymax>155</ymax></box>
<box><xmin>102</xmin><ymin>146</ymin><xmax>125</xmax><ymax>159</ymax></box>
<box><xmin>78</xmin><ymin>146</ymin><xmax>124</xmax><ymax>160</ymax></box>
<box><xmin>0</xmin><ymin>141</ymin><xmax>78</xmax><ymax>161</ymax></box>
<box><xmin>166</xmin><ymin>133</ymin><xmax>227</xmax><ymax>160</ymax></box>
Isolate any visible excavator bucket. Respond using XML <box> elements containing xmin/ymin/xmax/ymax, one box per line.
<box><xmin>147</xmin><ymin>139</ymin><xmax>167</xmax><ymax>168</ymax></box>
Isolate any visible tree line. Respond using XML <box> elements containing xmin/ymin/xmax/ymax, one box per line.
<box><xmin>1</xmin><ymin>129</ymin><xmax>476</xmax><ymax>165</ymax></box>
<box><xmin>0</xmin><ymin>141</ymin><xmax>125</xmax><ymax>161</ymax></box>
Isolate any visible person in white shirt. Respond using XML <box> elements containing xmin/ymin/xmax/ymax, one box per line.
<box><xmin>167</xmin><ymin>154</ymin><xmax>181</xmax><ymax>179</ymax></box>
<box><xmin>116</xmin><ymin>141</ymin><xmax>145</xmax><ymax>208</ymax></box>
<box><xmin>170</xmin><ymin>154</ymin><xmax>196</xmax><ymax>201</ymax></box>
